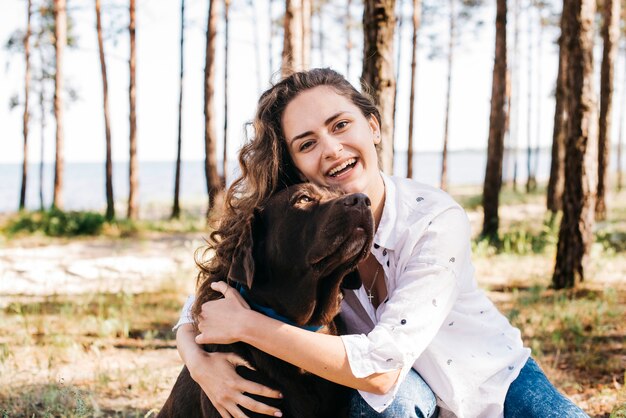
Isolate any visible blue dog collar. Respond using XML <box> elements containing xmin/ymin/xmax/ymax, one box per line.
<box><xmin>233</xmin><ymin>283</ymin><xmax>323</xmax><ymax>332</ymax></box>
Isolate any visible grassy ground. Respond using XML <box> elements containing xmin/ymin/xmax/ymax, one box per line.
<box><xmin>0</xmin><ymin>186</ymin><xmax>624</xmax><ymax>417</ymax></box>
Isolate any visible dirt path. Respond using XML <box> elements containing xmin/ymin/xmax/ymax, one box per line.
<box><xmin>0</xmin><ymin>233</ymin><xmax>204</xmax><ymax>300</ymax></box>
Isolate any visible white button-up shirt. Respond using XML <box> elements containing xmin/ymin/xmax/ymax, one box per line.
<box><xmin>339</xmin><ymin>173</ymin><xmax>530</xmax><ymax>417</ymax></box>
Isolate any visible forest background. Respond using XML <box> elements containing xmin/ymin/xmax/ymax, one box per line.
<box><xmin>0</xmin><ymin>0</ymin><xmax>625</xmax><ymax>416</ymax></box>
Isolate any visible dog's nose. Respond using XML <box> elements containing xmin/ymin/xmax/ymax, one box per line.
<box><xmin>343</xmin><ymin>193</ymin><xmax>371</xmax><ymax>207</ymax></box>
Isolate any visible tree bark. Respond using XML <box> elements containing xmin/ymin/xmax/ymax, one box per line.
<box><xmin>38</xmin><ymin>44</ymin><xmax>46</xmax><ymax>212</ymax></box>
<box><xmin>96</xmin><ymin>0</ymin><xmax>115</xmax><ymax>221</ymax></box>
<box><xmin>553</xmin><ymin>0</ymin><xmax>597</xmax><ymax>289</ymax></box>
<box><xmin>393</xmin><ymin>0</ymin><xmax>404</xmax><ymax>153</ymax></box>
<box><xmin>346</xmin><ymin>0</ymin><xmax>352</xmax><ymax>78</ymax></box>
<box><xmin>481</xmin><ymin>0</ymin><xmax>507</xmax><ymax>240</ymax></box>
<box><xmin>406</xmin><ymin>0</ymin><xmax>421</xmax><ymax>179</ymax></box>
<box><xmin>440</xmin><ymin>0</ymin><xmax>455</xmax><ymax>191</ymax></box>
<box><xmin>282</xmin><ymin>0</ymin><xmax>303</xmax><ymax>75</ymax></box>
<box><xmin>249</xmin><ymin>0</ymin><xmax>262</xmax><ymax>94</ymax></box>
<box><xmin>533</xmin><ymin>8</ymin><xmax>544</xmax><ymax>186</ymax></box>
<box><xmin>596</xmin><ymin>0</ymin><xmax>620</xmax><ymax>220</ymax></box>
<box><xmin>127</xmin><ymin>0</ymin><xmax>138</xmax><ymax>219</ymax></box>
<box><xmin>269</xmin><ymin>0</ymin><xmax>274</xmax><ymax>75</ymax></box>
<box><xmin>223</xmin><ymin>0</ymin><xmax>230</xmax><ymax>185</ymax></box>
<box><xmin>205</xmin><ymin>0</ymin><xmax>223</xmax><ymax>216</ymax></box>
<box><xmin>20</xmin><ymin>0</ymin><xmax>32</xmax><ymax>211</ymax></box>
<box><xmin>510</xmin><ymin>0</ymin><xmax>520</xmax><ymax>191</ymax></box>
<box><xmin>172</xmin><ymin>0</ymin><xmax>185</xmax><ymax>219</ymax></box>
<box><xmin>525</xmin><ymin>5</ymin><xmax>535</xmax><ymax>193</ymax></box>
<box><xmin>361</xmin><ymin>0</ymin><xmax>396</xmax><ymax>174</ymax></box>
<box><xmin>547</xmin><ymin>8</ymin><xmax>568</xmax><ymax>213</ymax></box>
<box><xmin>618</xmin><ymin>49</ymin><xmax>626</xmax><ymax>193</ymax></box>
<box><xmin>52</xmin><ymin>0</ymin><xmax>66</xmax><ymax>210</ymax></box>
<box><xmin>301</xmin><ymin>0</ymin><xmax>311</xmax><ymax>69</ymax></box>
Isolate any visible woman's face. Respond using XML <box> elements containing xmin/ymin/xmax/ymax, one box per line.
<box><xmin>281</xmin><ymin>86</ymin><xmax>384</xmax><ymax>204</ymax></box>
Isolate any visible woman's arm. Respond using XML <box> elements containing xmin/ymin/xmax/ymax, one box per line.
<box><xmin>195</xmin><ymin>282</ymin><xmax>401</xmax><ymax>395</ymax></box>
<box><xmin>177</xmin><ymin>323</ymin><xmax>284</xmax><ymax>417</ymax></box>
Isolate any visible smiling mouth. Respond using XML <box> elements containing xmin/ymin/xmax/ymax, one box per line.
<box><xmin>327</xmin><ymin>158</ymin><xmax>357</xmax><ymax>177</ymax></box>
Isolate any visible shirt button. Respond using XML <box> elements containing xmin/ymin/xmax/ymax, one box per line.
<box><xmin>382</xmin><ymin>249</ymin><xmax>387</xmax><ymax>256</ymax></box>
<box><xmin>401</xmin><ymin>319</ymin><xmax>407</xmax><ymax>325</ymax></box>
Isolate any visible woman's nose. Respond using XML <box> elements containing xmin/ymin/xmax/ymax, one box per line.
<box><xmin>321</xmin><ymin>135</ymin><xmax>343</xmax><ymax>159</ymax></box>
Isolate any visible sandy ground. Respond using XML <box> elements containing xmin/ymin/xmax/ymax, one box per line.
<box><xmin>0</xmin><ymin>233</ymin><xmax>205</xmax><ymax>301</ymax></box>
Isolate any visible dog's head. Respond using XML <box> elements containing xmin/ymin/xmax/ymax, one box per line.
<box><xmin>228</xmin><ymin>183</ymin><xmax>374</xmax><ymax>327</ymax></box>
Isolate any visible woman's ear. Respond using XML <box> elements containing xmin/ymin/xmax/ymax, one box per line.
<box><xmin>368</xmin><ymin>115</ymin><xmax>381</xmax><ymax>145</ymax></box>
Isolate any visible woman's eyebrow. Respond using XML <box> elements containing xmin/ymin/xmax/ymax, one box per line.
<box><xmin>289</xmin><ymin>111</ymin><xmax>348</xmax><ymax>144</ymax></box>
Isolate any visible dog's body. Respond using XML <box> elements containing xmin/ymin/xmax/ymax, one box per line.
<box><xmin>158</xmin><ymin>183</ymin><xmax>374</xmax><ymax>418</ymax></box>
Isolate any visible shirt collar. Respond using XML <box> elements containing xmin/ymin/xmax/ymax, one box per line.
<box><xmin>373</xmin><ymin>172</ymin><xmax>398</xmax><ymax>251</ymax></box>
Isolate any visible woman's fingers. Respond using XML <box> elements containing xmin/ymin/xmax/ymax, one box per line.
<box><xmin>214</xmin><ymin>405</ymin><xmax>233</xmax><ymax>418</ymax></box>
<box><xmin>236</xmin><ymin>393</ymin><xmax>283</xmax><ymax>417</ymax></box>
<box><xmin>240</xmin><ymin>379</ymin><xmax>283</xmax><ymax>400</ymax></box>
<box><xmin>225</xmin><ymin>352</ymin><xmax>256</xmax><ymax>371</ymax></box>
<box><xmin>210</xmin><ymin>281</ymin><xmax>250</xmax><ymax>308</ymax></box>
<box><xmin>210</xmin><ymin>280</ymin><xmax>230</xmax><ymax>296</ymax></box>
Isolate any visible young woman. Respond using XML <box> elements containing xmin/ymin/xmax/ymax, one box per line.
<box><xmin>174</xmin><ymin>68</ymin><xmax>588</xmax><ymax>418</ymax></box>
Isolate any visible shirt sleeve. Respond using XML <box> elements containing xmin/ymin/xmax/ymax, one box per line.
<box><xmin>340</xmin><ymin>206</ymin><xmax>471</xmax><ymax>411</ymax></box>
<box><xmin>173</xmin><ymin>295</ymin><xmax>196</xmax><ymax>331</ymax></box>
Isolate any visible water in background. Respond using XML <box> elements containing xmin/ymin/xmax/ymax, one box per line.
<box><xmin>1</xmin><ymin>148</ymin><xmax>623</xmax><ymax>214</ymax></box>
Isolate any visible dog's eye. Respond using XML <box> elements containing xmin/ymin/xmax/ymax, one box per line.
<box><xmin>297</xmin><ymin>195</ymin><xmax>314</xmax><ymax>204</ymax></box>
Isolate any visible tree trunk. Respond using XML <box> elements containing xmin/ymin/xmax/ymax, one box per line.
<box><xmin>361</xmin><ymin>0</ymin><xmax>396</xmax><ymax>174</ymax></box>
<box><xmin>510</xmin><ymin>0</ymin><xmax>520</xmax><ymax>191</ymax></box>
<box><xmin>282</xmin><ymin>0</ymin><xmax>303</xmax><ymax>75</ymax></box>
<box><xmin>269</xmin><ymin>0</ymin><xmax>274</xmax><ymax>75</ymax></box>
<box><xmin>301</xmin><ymin>0</ymin><xmax>311</xmax><ymax>69</ymax></box>
<box><xmin>547</xmin><ymin>7</ymin><xmax>568</xmax><ymax>213</ymax></box>
<box><xmin>553</xmin><ymin>0</ymin><xmax>597</xmax><ymax>289</ymax></box>
<box><xmin>205</xmin><ymin>0</ymin><xmax>223</xmax><ymax>216</ymax></box>
<box><xmin>20</xmin><ymin>0</ymin><xmax>32</xmax><ymax>211</ymax></box>
<box><xmin>596</xmin><ymin>0</ymin><xmax>620</xmax><ymax>220</ymax></box>
<box><xmin>38</xmin><ymin>45</ymin><xmax>46</xmax><ymax>212</ymax></box>
<box><xmin>172</xmin><ymin>0</ymin><xmax>185</xmax><ymax>220</ymax></box>
<box><xmin>223</xmin><ymin>0</ymin><xmax>230</xmax><ymax>185</ymax></box>
<box><xmin>346</xmin><ymin>0</ymin><xmax>352</xmax><ymax>78</ymax></box>
<box><xmin>127</xmin><ymin>0</ymin><xmax>138</xmax><ymax>219</ymax></box>
<box><xmin>440</xmin><ymin>0</ymin><xmax>455</xmax><ymax>191</ymax></box>
<box><xmin>618</xmin><ymin>49</ymin><xmax>626</xmax><ymax>193</ymax></box>
<box><xmin>392</xmin><ymin>0</ymin><xmax>404</xmax><ymax>158</ymax></box>
<box><xmin>481</xmin><ymin>0</ymin><xmax>507</xmax><ymax>241</ymax></box>
<box><xmin>96</xmin><ymin>0</ymin><xmax>115</xmax><ymax>221</ymax></box>
<box><xmin>52</xmin><ymin>0</ymin><xmax>66</xmax><ymax>210</ymax></box>
<box><xmin>406</xmin><ymin>0</ymin><xmax>421</xmax><ymax>179</ymax></box>
<box><xmin>249</xmin><ymin>0</ymin><xmax>262</xmax><ymax>94</ymax></box>
<box><xmin>533</xmin><ymin>9</ymin><xmax>544</xmax><ymax>186</ymax></box>
<box><xmin>318</xmin><ymin>0</ymin><xmax>325</xmax><ymax>66</ymax></box>
<box><xmin>525</xmin><ymin>5</ymin><xmax>535</xmax><ymax>193</ymax></box>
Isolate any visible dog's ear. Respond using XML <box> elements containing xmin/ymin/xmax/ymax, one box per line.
<box><xmin>341</xmin><ymin>269</ymin><xmax>362</xmax><ymax>290</ymax></box>
<box><xmin>228</xmin><ymin>211</ymin><xmax>263</xmax><ymax>288</ymax></box>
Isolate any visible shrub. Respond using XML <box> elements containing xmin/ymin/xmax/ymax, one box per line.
<box><xmin>4</xmin><ymin>209</ymin><xmax>106</xmax><ymax>237</ymax></box>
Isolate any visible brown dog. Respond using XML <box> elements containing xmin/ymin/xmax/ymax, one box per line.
<box><xmin>158</xmin><ymin>183</ymin><xmax>374</xmax><ymax>418</ymax></box>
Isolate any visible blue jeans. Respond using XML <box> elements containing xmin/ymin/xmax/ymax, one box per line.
<box><xmin>348</xmin><ymin>358</ymin><xmax>588</xmax><ymax>418</ymax></box>
<box><xmin>348</xmin><ymin>368</ymin><xmax>438</xmax><ymax>418</ymax></box>
<box><xmin>504</xmin><ymin>357</ymin><xmax>589</xmax><ymax>417</ymax></box>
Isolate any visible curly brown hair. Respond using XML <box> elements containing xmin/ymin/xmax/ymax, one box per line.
<box><xmin>191</xmin><ymin>68</ymin><xmax>381</xmax><ymax>321</ymax></box>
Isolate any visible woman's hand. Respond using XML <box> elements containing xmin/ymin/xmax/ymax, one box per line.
<box><xmin>196</xmin><ymin>281</ymin><xmax>251</xmax><ymax>345</ymax></box>
<box><xmin>187</xmin><ymin>351</ymin><xmax>284</xmax><ymax>418</ymax></box>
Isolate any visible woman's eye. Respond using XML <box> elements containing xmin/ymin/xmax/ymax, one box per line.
<box><xmin>299</xmin><ymin>140</ymin><xmax>313</xmax><ymax>151</ymax></box>
<box><xmin>335</xmin><ymin>121</ymin><xmax>349</xmax><ymax>131</ymax></box>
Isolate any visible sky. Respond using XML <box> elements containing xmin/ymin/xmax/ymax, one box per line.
<box><xmin>1</xmin><ymin>0</ymin><xmax>619</xmax><ymax>166</ymax></box>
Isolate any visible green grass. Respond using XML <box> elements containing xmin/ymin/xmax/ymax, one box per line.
<box><xmin>0</xmin><ymin>209</ymin><xmax>205</xmax><ymax>239</ymax></box>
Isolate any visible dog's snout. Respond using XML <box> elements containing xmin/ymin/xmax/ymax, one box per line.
<box><xmin>343</xmin><ymin>193</ymin><xmax>371</xmax><ymax>207</ymax></box>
